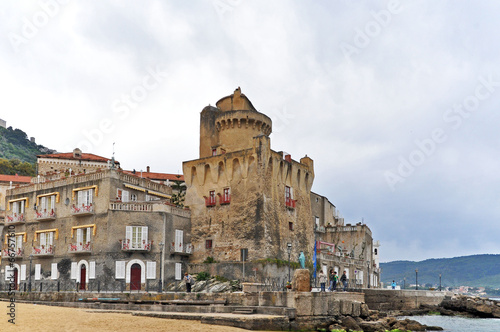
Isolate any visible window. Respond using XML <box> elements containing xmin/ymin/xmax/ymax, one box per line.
<box><xmin>240</xmin><ymin>248</ymin><xmax>248</xmax><ymax>262</ymax></box>
<box><xmin>175</xmin><ymin>263</ymin><xmax>182</xmax><ymax>280</ymax></box>
<box><xmin>40</xmin><ymin>195</ymin><xmax>56</xmax><ymax>211</ymax></box>
<box><xmin>315</xmin><ymin>216</ymin><xmax>320</xmax><ymax>228</ymax></box>
<box><xmin>77</xmin><ymin>189</ymin><xmax>93</xmax><ymax>207</ymax></box>
<box><xmin>117</xmin><ymin>189</ymin><xmax>130</xmax><ymax>202</ymax></box>
<box><xmin>205</xmin><ymin>239</ymin><xmax>213</xmax><ymax>249</ymax></box>
<box><xmin>35</xmin><ymin>264</ymin><xmax>41</xmax><ymax>280</ymax></box>
<box><xmin>89</xmin><ymin>261</ymin><xmax>96</xmax><ymax>279</ymax></box>
<box><xmin>146</xmin><ymin>262</ymin><xmax>156</xmax><ymax>279</ymax></box>
<box><xmin>175</xmin><ymin>229</ymin><xmax>184</xmax><ymax>252</ymax></box>
<box><xmin>146</xmin><ymin>194</ymin><xmax>160</xmax><ymax>201</ymax></box>
<box><xmin>77</xmin><ymin>228</ymin><xmax>92</xmax><ymax>246</ymax></box>
<box><xmin>289</xmin><ymin>222</ymin><xmax>294</xmax><ymax>231</ymax></box>
<box><xmin>51</xmin><ymin>263</ymin><xmax>58</xmax><ymax>280</ymax></box>
<box><xmin>125</xmin><ymin>226</ymin><xmax>148</xmax><ymax>249</ymax></box>
<box><xmin>130</xmin><ymin>194</ymin><xmax>137</xmax><ymax>202</ymax></box>
<box><xmin>205</xmin><ymin>190</ymin><xmax>216</xmax><ymax>207</ymax></box>
<box><xmin>115</xmin><ymin>261</ymin><xmax>126</xmax><ymax>279</ymax></box>
<box><xmin>11</xmin><ymin>200</ymin><xmax>26</xmax><ymax>214</ymax></box>
<box><xmin>220</xmin><ymin>188</ymin><xmax>231</xmax><ymax>205</ymax></box>
<box><xmin>212</xmin><ymin>148</ymin><xmax>217</xmax><ymax>156</ymax></box>
<box><xmin>285</xmin><ymin>186</ymin><xmax>296</xmax><ymax>209</ymax></box>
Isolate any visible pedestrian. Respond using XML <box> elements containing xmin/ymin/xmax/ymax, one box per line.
<box><xmin>318</xmin><ymin>270</ymin><xmax>327</xmax><ymax>292</ymax></box>
<box><xmin>328</xmin><ymin>268</ymin><xmax>335</xmax><ymax>291</ymax></box>
<box><xmin>340</xmin><ymin>271</ymin><xmax>348</xmax><ymax>291</ymax></box>
<box><xmin>332</xmin><ymin>271</ymin><xmax>339</xmax><ymax>291</ymax></box>
<box><xmin>184</xmin><ymin>272</ymin><xmax>192</xmax><ymax>292</ymax></box>
<box><xmin>392</xmin><ymin>280</ymin><xmax>397</xmax><ymax>290</ymax></box>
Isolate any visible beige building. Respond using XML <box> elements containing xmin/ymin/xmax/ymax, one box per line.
<box><xmin>1</xmin><ymin>165</ymin><xmax>191</xmax><ymax>291</ymax></box>
<box><xmin>183</xmin><ymin>88</ymin><xmax>315</xmax><ymax>264</ymax></box>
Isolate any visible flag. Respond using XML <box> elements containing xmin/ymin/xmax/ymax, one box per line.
<box><xmin>313</xmin><ymin>241</ymin><xmax>317</xmax><ymax>279</ymax></box>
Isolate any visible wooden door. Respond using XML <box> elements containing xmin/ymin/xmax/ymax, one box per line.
<box><xmin>130</xmin><ymin>264</ymin><xmax>141</xmax><ymax>291</ymax></box>
<box><xmin>80</xmin><ymin>265</ymin><xmax>86</xmax><ymax>290</ymax></box>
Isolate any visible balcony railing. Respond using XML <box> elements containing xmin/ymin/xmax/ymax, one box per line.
<box><xmin>314</xmin><ymin>225</ymin><xmax>326</xmax><ymax>233</ymax></box>
<box><xmin>35</xmin><ymin>209</ymin><xmax>56</xmax><ymax>221</ymax></box>
<box><xmin>285</xmin><ymin>197</ymin><xmax>296</xmax><ymax>209</ymax></box>
<box><xmin>170</xmin><ymin>243</ymin><xmax>193</xmax><ymax>255</ymax></box>
<box><xmin>68</xmin><ymin>242</ymin><xmax>92</xmax><ymax>253</ymax></box>
<box><xmin>120</xmin><ymin>239</ymin><xmax>152</xmax><ymax>252</ymax></box>
<box><xmin>2</xmin><ymin>248</ymin><xmax>24</xmax><ymax>259</ymax></box>
<box><xmin>205</xmin><ymin>197</ymin><xmax>216</xmax><ymax>207</ymax></box>
<box><xmin>5</xmin><ymin>213</ymin><xmax>25</xmax><ymax>225</ymax></box>
<box><xmin>219</xmin><ymin>195</ymin><xmax>231</xmax><ymax>205</ymax></box>
<box><xmin>32</xmin><ymin>245</ymin><xmax>54</xmax><ymax>256</ymax></box>
<box><xmin>71</xmin><ymin>204</ymin><xmax>94</xmax><ymax>216</ymax></box>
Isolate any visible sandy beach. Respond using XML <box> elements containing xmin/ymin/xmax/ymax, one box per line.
<box><xmin>1</xmin><ymin>302</ymin><xmax>250</xmax><ymax>332</ymax></box>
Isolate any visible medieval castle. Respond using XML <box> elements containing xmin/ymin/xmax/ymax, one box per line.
<box><xmin>0</xmin><ymin>88</ymin><xmax>380</xmax><ymax>291</ymax></box>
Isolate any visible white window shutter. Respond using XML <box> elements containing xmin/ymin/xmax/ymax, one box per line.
<box><xmin>125</xmin><ymin>263</ymin><xmax>131</xmax><ymax>282</ymax></box>
<box><xmin>71</xmin><ymin>262</ymin><xmax>78</xmax><ymax>279</ymax></box>
<box><xmin>115</xmin><ymin>261</ymin><xmax>125</xmax><ymax>279</ymax></box>
<box><xmin>35</xmin><ymin>264</ymin><xmax>41</xmax><ymax>280</ymax></box>
<box><xmin>89</xmin><ymin>189</ymin><xmax>93</xmax><ymax>204</ymax></box>
<box><xmin>89</xmin><ymin>261</ymin><xmax>96</xmax><ymax>279</ymax></box>
<box><xmin>41</xmin><ymin>197</ymin><xmax>46</xmax><ymax>210</ymax></box>
<box><xmin>86</xmin><ymin>227</ymin><xmax>91</xmax><ymax>243</ymax></box>
<box><xmin>50</xmin><ymin>195</ymin><xmax>55</xmax><ymax>209</ymax></box>
<box><xmin>142</xmin><ymin>227</ymin><xmax>148</xmax><ymax>242</ymax></box>
<box><xmin>290</xmin><ymin>186</ymin><xmax>294</xmax><ymax>199</ymax></box>
<box><xmin>78</xmin><ymin>190</ymin><xmax>83</xmax><ymax>205</ymax></box>
<box><xmin>40</xmin><ymin>232</ymin><xmax>46</xmax><ymax>247</ymax></box>
<box><xmin>20</xmin><ymin>200</ymin><xmax>25</xmax><ymax>213</ymax></box>
<box><xmin>21</xmin><ymin>265</ymin><xmax>26</xmax><ymax>281</ymax></box>
<box><xmin>51</xmin><ymin>263</ymin><xmax>58</xmax><ymax>280</ymax></box>
<box><xmin>122</xmin><ymin>190</ymin><xmax>129</xmax><ymax>202</ymax></box>
<box><xmin>48</xmin><ymin>232</ymin><xmax>54</xmax><ymax>246</ymax></box>
<box><xmin>13</xmin><ymin>202</ymin><xmax>18</xmax><ymax>214</ymax></box>
<box><xmin>175</xmin><ymin>263</ymin><xmax>182</xmax><ymax>280</ymax></box>
<box><xmin>126</xmin><ymin>226</ymin><xmax>132</xmax><ymax>241</ymax></box>
<box><xmin>175</xmin><ymin>230</ymin><xmax>183</xmax><ymax>252</ymax></box>
<box><xmin>5</xmin><ymin>266</ymin><xmax>12</xmax><ymax>280</ymax></box>
<box><xmin>76</xmin><ymin>228</ymin><xmax>83</xmax><ymax>245</ymax></box>
<box><xmin>17</xmin><ymin>235</ymin><xmax>22</xmax><ymax>250</ymax></box>
<box><xmin>147</xmin><ymin>262</ymin><xmax>156</xmax><ymax>279</ymax></box>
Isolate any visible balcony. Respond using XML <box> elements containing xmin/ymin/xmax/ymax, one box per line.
<box><xmin>314</xmin><ymin>225</ymin><xmax>326</xmax><ymax>233</ymax></box>
<box><xmin>68</xmin><ymin>242</ymin><xmax>92</xmax><ymax>254</ymax></box>
<box><xmin>285</xmin><ymin>197</ymin><xmax>296</xmax><ymax>209</ymax></box>
<box><xmin>5</xmin><ymin>213</ymin><xmax>25</xmax><ymax>225</ymax></box>
<box><xmin>2</xmin><ymin>248</ymin><xmax>24</xmax><ymax>259</ymax></box>
<box><xmin>120</xmin><ymin>239</ymin><xmax>152</xmax><ymax>252</ymax></box>
<box><xmin>205</xmin><ymin>197</ymin><xmax>216</xmax><ymax>207</ymax></box>
<box><xmin>32</xmin><ymin>245</ymin><xmax>54</xmax><ymax>257</ymax></box>
<box><xmin>170</xmin><ymin>242</ymin><xmax>193</xmax><ymax>255</ymax></box>
<box><xmin>71</xmin><ymin>204</ymin><xmax>94</xmax><ymax>216</ymax></box>
<box><xmin>219</xmin><ymin>195</ymin><xmax>231</xmax><ymax>205</ymax></box>
<box><xmin>35</xmin><ymin>209</ymin><xmax>56</xmax><ymax>221</ymax></box>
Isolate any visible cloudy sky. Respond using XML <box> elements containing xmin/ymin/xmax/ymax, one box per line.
<box><xmin>1</xmin><ymin>1</ymin><xmax>499</xmax><ymax>262</ymax></box>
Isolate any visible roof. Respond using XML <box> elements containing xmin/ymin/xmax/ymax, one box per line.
<box><xmin>122</xmin><ymin>170</ymin><xmax>184</xmax><ymax>182</ymax></box>
<box><xmin>0</xmin><ymin>174</ymin><xmax>32</xmax><ymax>183</ymax></box>
<box><xmin>38</xmin><ymin>152</ymin><xmax>119</xmax><ymax>164</ymax></box>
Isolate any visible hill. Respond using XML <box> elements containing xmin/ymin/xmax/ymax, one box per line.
<box><xmin>0</xmin><ymin>125</ymin><xmax>55</xmax><ymax>164</ymax></box>
<box><xmin>380</xmin><ymin>254</ymin><xmax>500</xmax><ymax>289</ymax></box>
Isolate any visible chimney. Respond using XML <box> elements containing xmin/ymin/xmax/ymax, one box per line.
<box><xmin>146</xmin><ymin>166</ymin><xmax>150</xmax><ymax>173</ymax></box>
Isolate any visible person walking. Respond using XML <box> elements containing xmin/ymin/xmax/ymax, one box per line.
<box><xmin>328</xmin><ymin>268</ymin><xmax>335</xmax><ymax>291</ymax></box>
<box><xmin>318</xmin><ymin>270</ymin><xmax>327</xmax><ymax>292</ymax></box>
<box><xmin>392</xmin><ymin>280</ymin><xmax>397</xmax><ymax>290</ymax></box>
<box><xmin>332</xmin><ymin>271</ymin><xmax>339</xmax><ymax>291</ymax></box>
<box><xmin>184</xmin><ymin>272</ymin><xmax>192</xmax><ymax>292</ymax></box>
<box><xmin>340</xmin><ymin>271</ymin><xmax>348</xmax><ymax>291</ymax></box>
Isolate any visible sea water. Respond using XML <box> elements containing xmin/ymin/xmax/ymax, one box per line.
<box><xmin>401</xmin><ymin>315</ymin><xmax>500</xmax><ymax>332</ymax></box>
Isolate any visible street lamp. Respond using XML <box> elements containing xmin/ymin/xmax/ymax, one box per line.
<box><xmin>439</xmin><ymin>273</ymin><xmax>442</xmax><ymax>291</ymax></box>
<box><xmin>29</xmin><ymin>254</ymin><xmax>33</xmax><ymax>292</ymax></box>
<box><xmin>403</xmin><ymin>277</ymin><xmax>406</xmax><ymax>290</ymax></box>
<box><xmin>415</xmin><ymin>269</ymin><xmax>418</xmax><ymax>290</ymax></box>
<box><xmin>158</xmin><ymin>241</ymin><xmax>164</xmax><ymax>293</ymax></box>
<box><xmin>287</xmin><ymin>243</ymin><xmax>292</xmax><ymax>283</ymax></box>
<box><xmin>367</xmin><ymin>261</ymin><xmax>370</xmax><ymax>289</ymax></box>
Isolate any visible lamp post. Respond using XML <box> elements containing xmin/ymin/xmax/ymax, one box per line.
<box><xmin>287</xmin><ymin>243</ymin><xmax>292</xmax><ymax>283</ymax></box>
<box><xmin>415</xmin><ymin>269</ymin><xmax>418</xmax><ymax>290</ymax></box>
<box><xmin>439</xmin><ymin>273</ymin><xmax>442</xmax><ymax>291</ymax></box>
<box><xmin>29</xmin><ymin>253</ymin><xmax>33</xmax><ymax>292</ymax></box>
<box><xmin>158</xmin><ymin>241</ymin><xmax>164</xmax><ymax>293</ymax></box>
<box><xmin>367</xmin><ymin>261</ymin><xmax>370</xmax><ymax>289</ymax></box>
<box><xmin>403</xmin><ymin>277</ymin><xmax>406</xmax><ymax>290</ymax></box>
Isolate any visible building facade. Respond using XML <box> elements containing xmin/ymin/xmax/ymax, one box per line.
<box><xmin>0</xmin><ymin>168</ymin><xmax>191</xmax><ymax>291</ymax></box>
<box><xmin>183</xmin><ymin>88</ymin><xmax>316</xmax><ymax>264</ymax></box>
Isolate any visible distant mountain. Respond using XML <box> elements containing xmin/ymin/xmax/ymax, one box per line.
<box><xmin>0</xmin><ymin>126</ymin><xmax>56</xmax><ymax>164</ymax></box>
<box><xmin>380</xmin><ymin>254</ymin><xmax>500</xmax><ymax>289</ymax></box>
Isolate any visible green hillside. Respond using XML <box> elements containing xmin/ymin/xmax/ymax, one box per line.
<box><xmin>0</xmin><ymin>126</ymin><xmax>55</xmax><ymax>165</ymax></box>
<box><xmin>380</xmin><ymin>254</ymin><xmax>500</xmax><ymax>289</ymax></box>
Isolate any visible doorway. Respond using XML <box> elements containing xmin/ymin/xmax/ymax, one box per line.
<box><xmin>80</xmin><ymin>265</ymin><xmax>86</xmax><ymax>290</ymax></box>
<box><xmin>130</xmin><ymin>263</ymin><xmax>141</xmax><ymax>291</ymax></box>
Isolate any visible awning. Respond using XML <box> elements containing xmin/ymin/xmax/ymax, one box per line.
<box><xmin>147</xmin><ymin>190</ymin><xmax>171</xmax><ymax>199</ymax></box>
<box><xmin>124</xmin><ymin>184</ymin><xmax>146</xmax><ymax>192</ymax></box>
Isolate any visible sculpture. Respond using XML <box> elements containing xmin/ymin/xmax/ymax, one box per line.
<box><xmin>298</xmin><ymin>251</ymin><xmax>306</xmax><ymax>269</ymax></box>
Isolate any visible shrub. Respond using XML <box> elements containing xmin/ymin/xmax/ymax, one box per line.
<box><xmin>196</xmin><ymin>271</ymin><xmax>210</xmax><ymax>281</ymax></box>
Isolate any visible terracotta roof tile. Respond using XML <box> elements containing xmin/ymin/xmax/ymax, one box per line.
<box><xmin>37</xmin><ymin>152</ymin><xmax>119</xmax><ymax>164</ymax></box>
<box><xmin>122</xmin><ymin>170</ymin><xmax>184</xmax><ymax>182</ymax></box>
<box><xmin>0</xmin><ymin>174</ymin><xmax>32</xmax><ymax>183</ymax></box>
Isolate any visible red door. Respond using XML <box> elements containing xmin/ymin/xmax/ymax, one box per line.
<box><xmin>80</xmin><ymin>265</ymin><xmax>86</xmax><ymax>290</ymax></box>
<box><xmin>13</xmin><ymin>268</ymin><xmax>18</xmax><ymax>290</ymax></box>
<box><xmin>130</xmin><ymin>264</ymin><xmax>141</xmax><ymax>291</ymax></box>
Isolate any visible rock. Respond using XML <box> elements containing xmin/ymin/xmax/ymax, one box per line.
<box><xmin>341</xmin><ymin>316</ymin><xmax>361</xmax><ymax>332</ymax></box>
<box><xmin>291</xmin><ymin>269</ymin><xmax>310</xmax><ymax>292</ymax></box>
<box><xmin>406</xmin><ymin>321</ymin><xmax>427</xmax><ymax>331</ymax></box>
<box><xmin>360</xmin><ymin>303</ymin><xmax>370</xmax><ymax>318</ymax></box>
<box><xmin>359</xmin><ymin>321</ymin><xmax>387</xmax><ymax>332</ymax></box>
<box><xmin>426</xmin><ymin>326</ymin><xmax>444</xmax><ymax>331</ymax></box>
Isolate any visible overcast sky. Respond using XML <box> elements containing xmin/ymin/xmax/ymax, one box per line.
<box><xmin>1</xmin><ymin>1</ymin><xmax>499</xmax><ymax>262</ymax></box>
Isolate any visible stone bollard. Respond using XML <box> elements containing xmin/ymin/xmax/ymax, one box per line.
<box><xmin>292</xmin><ymin>269</ymin><xmax>310</xmax><ymax>292</ymax></box>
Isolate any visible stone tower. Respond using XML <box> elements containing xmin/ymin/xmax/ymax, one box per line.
<box><xmin>183</xmin><ymin>88</ymin><xmax>315</xmax><ymax>264</ymax></box>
